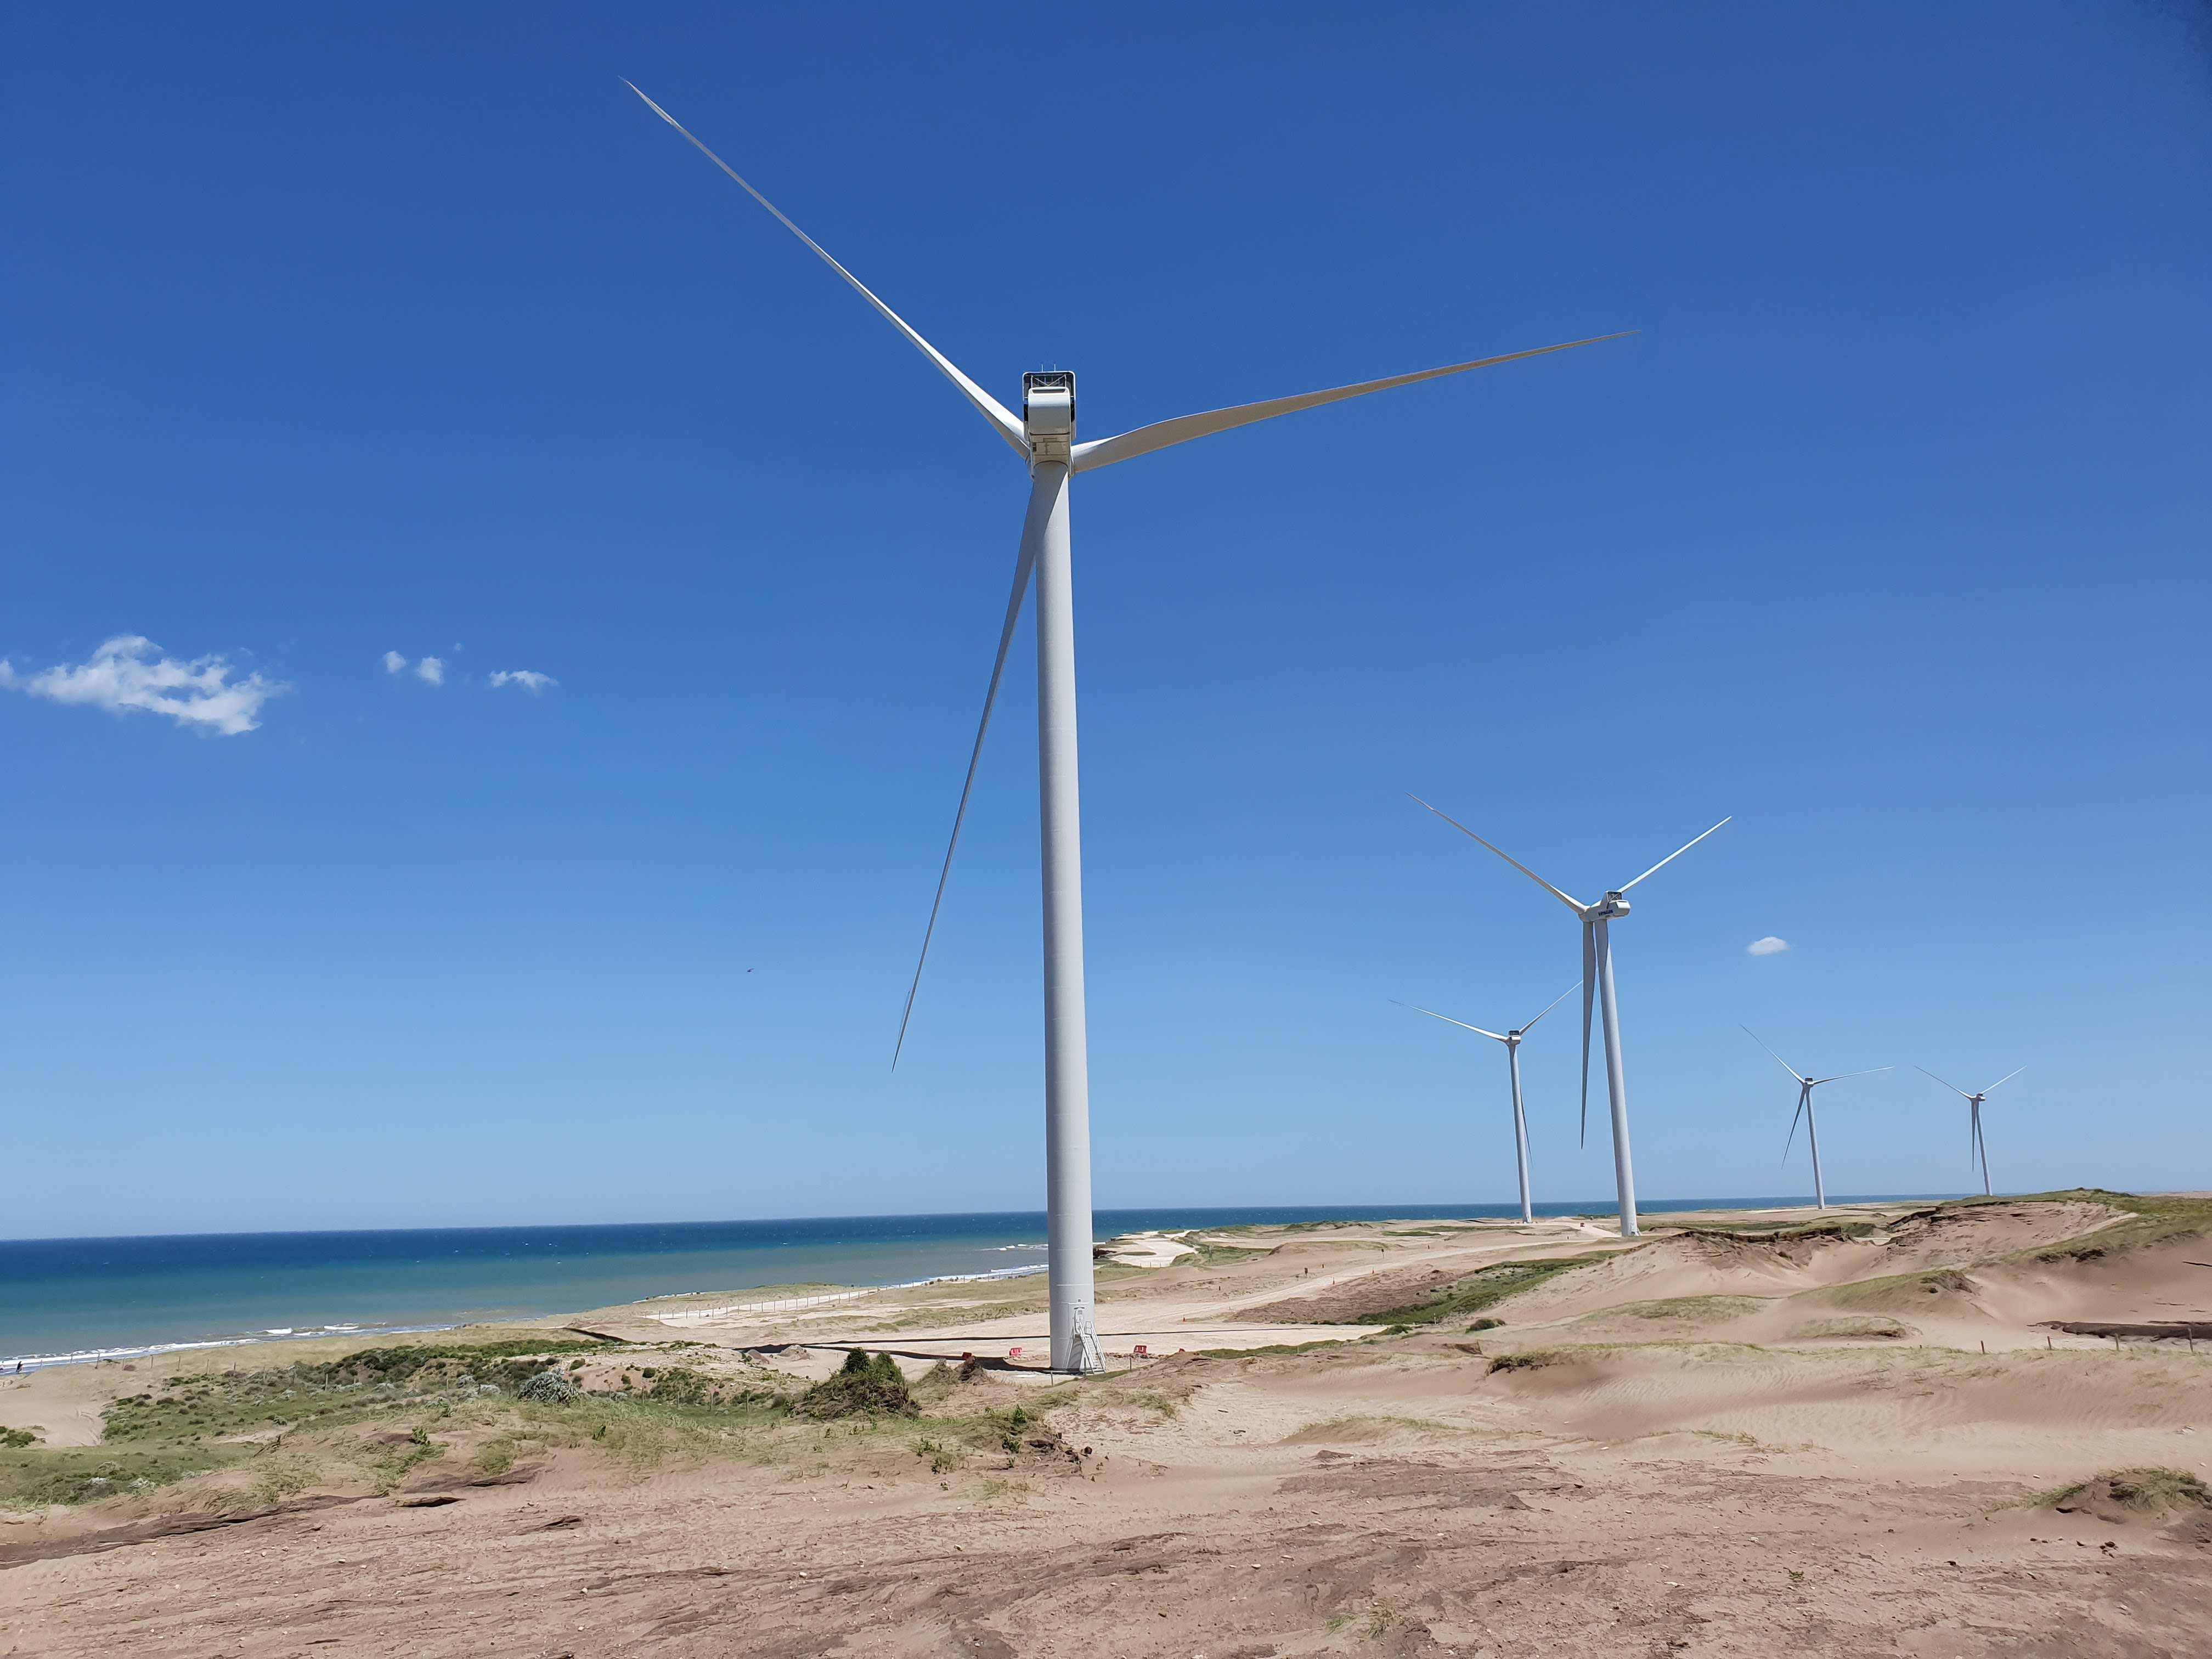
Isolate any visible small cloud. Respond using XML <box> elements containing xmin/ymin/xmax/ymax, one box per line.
<box><xmin>488</xmin><ymin>670</ymin><xmax>556</xmax><ymax>694</ymax></box>
<box><xmin>0</xmin><ymin>635</ymin><xmax>284</xmax><ymax>736</ymax></box>
<box><xmin>414</xmin><ymin>656</ymin><xmax>445</xmax><ymax>686</ymax></box>
<box><xmin>382</xmin><ymin>650</ymin><xmax>408</xmax><ymax>675</ymax></box>
<box><xmin>1746</xmin><ymin>936</ymin><xmax>1790</xmax><ymax>957</ymax></box>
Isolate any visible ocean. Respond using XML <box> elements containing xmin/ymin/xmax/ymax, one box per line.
<box><xmin>0</xmin><ymin>1197</ymin><xmax>1945</xmax><ymax>1369</ymax></box>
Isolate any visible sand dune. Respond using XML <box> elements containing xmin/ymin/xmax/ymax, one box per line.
<box><xmin>4</xmin><ymin>1191</ymin><xmax>2208</xmax><ymax>1656</ymax></box>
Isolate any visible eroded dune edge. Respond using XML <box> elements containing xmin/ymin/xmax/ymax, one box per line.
<box><xmin>3</xmin><ymin>1189</ymin><xmax>2208</xmax><ymax>1656</ymax></box>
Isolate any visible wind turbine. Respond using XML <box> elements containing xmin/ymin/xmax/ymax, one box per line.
<box><xmin>1409</xmin><ymin>798</ymin><xmax>1728</xmax><ymax>1237</ymax></box>
<box><xmin>627</xmin><ymin>86</ymin><xmax>1628</xmax><ymax>1374</ymax></box>
<box><xmin>1740</xmin><ymin>1028</ymin><xmax>1890</xmax><ymax>1210</ymax></box>
<box><xmin>1397</xmin><ymin>985</ymin><xmax>1577</xmax><ymax>1223</ymax></box>
<box><xmin>1917</xmin><ymin>1065</ymin><xmax>2024</xmax><ymax>1197</ymax></box>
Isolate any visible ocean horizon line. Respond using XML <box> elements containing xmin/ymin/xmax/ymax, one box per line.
<box><xmin>0</xmin><ymin>1195</ymin><xmax>1963</xmax><ymax>1250</ymax></box>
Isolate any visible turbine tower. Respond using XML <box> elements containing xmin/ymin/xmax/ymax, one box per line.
<box><xmin>1397</xmin><ymin>985</ymin><xmax>1577</xmax><ymax>1223</ymax></box>
<box><xmin>1917</xmin><ymin>1065</ymin><xmax>2024</xmax><ymax>1197</ymax></box>
<box><xmin>1409</xmin><ymin>798</ymin><xmax>1729</xmax><ymax>1237</ymax></box>
<box><xmin>1740</xmin><ymin>1028</ymin><xmax>1890</xmax><ymax>1210</ymax></box>
<box><xmin>628</xmin><ymin>85</ymin><xmax>1628</xmax><ymax>1372</ymax></box>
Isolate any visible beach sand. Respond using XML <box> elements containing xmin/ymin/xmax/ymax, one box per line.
<box><xmin>3</xmin><ymin>1193</ymin><xmax>2209</xmax><ymax>1655</ymax></box>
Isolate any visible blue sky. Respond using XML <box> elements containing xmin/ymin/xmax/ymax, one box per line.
<box><xmin>5</xmin><ymin>3</ymin><xmax>2207</xmax><ymax>1238</ymax></box>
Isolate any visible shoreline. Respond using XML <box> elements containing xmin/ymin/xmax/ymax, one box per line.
<box><xmin>0</xmin><ymin>1262</ymin><xmax>1056</xmax><ymax>1374</ymax></box>
<box><xmin>0</xmin><ymin>1197</ymin><xmax>1965</xmax><ymax>1373</ymax></box>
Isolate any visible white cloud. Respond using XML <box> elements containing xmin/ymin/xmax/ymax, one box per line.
<box><xmin>382</xmin><ymin>650</ymin><xmax>407</xmax><ymax>675</ymax></box>
<box><xmin>488</xmin><ymin>670</ymin><xmax>556</xmax><ymax>694</ymax></box>
<box><xmin>414</xmin><ymin>656</ymin><xmax>445</xmax><ymax>686</ymax></box>
<box><xmin>0</xmin><ymin>635</ymin><xmax>284</xmax><ymax>736</ymax></box>
<box><xmin>1746</xmin><ymin>936</ymin><xmax>1790</xmax><ymax>957</ymax></box>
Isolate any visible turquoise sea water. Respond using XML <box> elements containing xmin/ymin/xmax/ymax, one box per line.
<box><xmin>0</xmin><ymin>1197</ymin><xmax>1951</xmax><ymax>1368</ymax></box>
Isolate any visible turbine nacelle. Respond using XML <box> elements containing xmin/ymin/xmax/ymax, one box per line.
<box><xmin>1022</xmin><ymin>371</ymin><xmax>1075</xmax><ymax>466</ymax></box>
<box><xmin>1589</xmin><ymin>892</ymin><xmax>1630</xmax><ymax>919</ymax></box>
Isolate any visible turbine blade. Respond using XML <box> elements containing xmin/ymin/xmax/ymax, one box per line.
<box><xmin>891</xmin><ymin>479</ymin><xmax>1052</xmax><ymax>1067</ymax></box>
<box><xmin>1579</xmin><ymin>920</ymin><xmax>1596</xmax><ymax>1148</ymax></box>
<box><xmin>1809</xmin><ymin>1066</ymin><xmax>1894</xmax><ymax>1086</ymax></box>
<box><xmin>1981</xmin><ymin>1065</ymin><xmax>2027</xmax><ymax>1095</ymax></box>
<box><xmin>624</xmin><ymin>82</ymin><xmax>1028</xmax><ymax>460</ymax></box>
<box><xmin>1618</xmin><ymin>816</ymin><xmax>1733</xmax><ymax>891</ymax></box>
<box><xmin>1392</xmin><ymin>1001</ymin><xmax>1509</xmax><ymax>1042</ymax></box>
<box><xmin>1782</xmin><ymin>1086</ymin><xmax>1808</xmax><ymax>1166</ymax></box>
<box><xmin>1520</xmin><ymin>981</ymin><xmax>1580</xmax><ymax>1034</ymax></box>
<box><xmin>1407</xmin><ymin>795</ymin><xmax>1588</xmax><ymax>911</ymax></box>
<box><xmin>1069</xmin><ymin>333</ymin><xmax>1633</xmax><ymax>473</ymax></box>
<box><xmin>1916</xmin><ymin>1064</ymin><xmax>1974</xmax><ymax>1101</ymax></box>
<box><xmin>1741</xmin><ymin>1025</ymin><xmax>1808</xmax><ymax>1084</ymax></box>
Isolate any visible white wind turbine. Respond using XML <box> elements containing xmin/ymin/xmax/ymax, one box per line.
<box><xmin>1917</xmin><ymin>1065</ymin><xmax>2024</xmax><ymax>1197</ymax></box>
<box><xmin>1409</xmin><ymin>798</ymin><xmax>1729</xmax><ymax>1237</ymax></box>
<box><xmin>1740</xmin><ymin>1028</ymin><xmax>1890</xmax><ymax>1211</ymax></box>
<box><xmin>1397</xmin><ymin>985</ymin><xmax>1578</xmax><ymax>1223</ymax></box>
<box><xmin>628</xmin><ymin>86</ymin><xmax>1629</xmax><ymax>1372</ymax></box>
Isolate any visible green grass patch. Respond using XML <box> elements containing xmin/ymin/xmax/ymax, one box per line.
<box><xmin>105</xmin><ymin>1340</ymin><xmax>619</xmax><ymax>1445</ymax></box>
<box><xmin>1645</xmin><ymin>1220</ymin><xmax>1880</xmax><ymax>1243</ymax></box>
<box><xmin>0</xmin><ymin>1443</ymin><xmax>240</xmax><ymax>1508</ymax></box>
<box><xmin>1190</xmin><ymin>1339</ymin><xmax>1361</xmax><ymax>1359</ymax></box>
<box><xmin>1176</xmin><ymin>1239</ymin><xmax>1277</xmax><ymax>1267</ymax></box>
<box><xmin>2043</xmin><ymin>1466</ymin><xmax>2212</xmax><ymax>1516</ymax></box>
<box><xmin>1203</xmin><ymin>1220</ymin><xmax>1384</xmax><ymax>1237</ymax></box>
<box><xmin>1995</xmin><ymin>1189</ymin><xmax>2212</xmax><ymax>1260</ymax></box>
<box><xmin>1285</xmin><ymin>1413</ymin><xmax>1457</xmax><ymax>1442</ymax></box>
<box><xmin>865</xmin><ymin>1296</ymin><xmax>1042</xmax><ymax>1333</ymax></box>
<box><xmin>1822</xmin><ymin>1266</ymin><xmax>1979</xmax><ymax>1310</ymax></box>
<box><xmin>1611</xmin><ymin>1295</ymin><xmax>1767</xmax><ymax>1323</ymax></box>
<box><xmin>1787</xmin><ymin>1315</ymin><xmax>1915</xmax><ymax>1341</ymax></box>
<box><xmin>1334</xmin><ymin>1254</ymin><xmax>1608</xmax><ymax>1326</ymax></box>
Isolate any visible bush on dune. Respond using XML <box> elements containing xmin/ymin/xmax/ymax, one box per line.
<box><xmin>795</xmin><ymin>1350</ymin><xmax>918</xmax><ymax>1420</ymax></box>
<box><xmin>516</xmin><ymin>1369</ymin><xmax>584</xmax><ymax>1405</ymax></box>
<box><xmin>1487</xmin><ymin>1348</ymin><xmax>1571</xmax><ymax>1375</ymax></box>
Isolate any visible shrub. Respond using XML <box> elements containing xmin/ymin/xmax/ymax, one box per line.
<box><xmin>795</xmin><ymin>1351</ymin><xmax>917</xmax><ymax>1420</ymax></box>
<box><xmin>1487</xmin><ymin>1349</ymin><xmax>1568</xmax><ymax>1375</ymax></box>
<box><xmin>516</xmin><ymin>1370</ymin><xmax>584</xmax><ymax>1406</ymax></box>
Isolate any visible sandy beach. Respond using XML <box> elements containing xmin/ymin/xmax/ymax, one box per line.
<box><xmin>3</xmin><ymin>1190</ymin><xmax>2208</xmax><ymax>1656</ymax></box>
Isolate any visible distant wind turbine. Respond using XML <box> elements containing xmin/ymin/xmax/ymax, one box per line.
<box><xmin>628</xmin><ymin>83</ymin><xmax>1630</xmax><ymax>1373</ymax></box>
<box><xmin>1396</xmin><ymin>985</ymin><xmax>1578</xmax><ymax>1223</ymax></box>
<box><xmin>1917</xmin><ymin>1065</ymin><xmax>2024</xmax><ymax>1197</ymax></box>
<box><xmin>1740</xmin><ymin>1028</ymin><xmax>1891</xmax><ymax>1210</ymax></box>
<box><xmin>1409</xmin><ymin>798</ymin><xmax>1730</xmax><ymax>1237</ymax></box>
